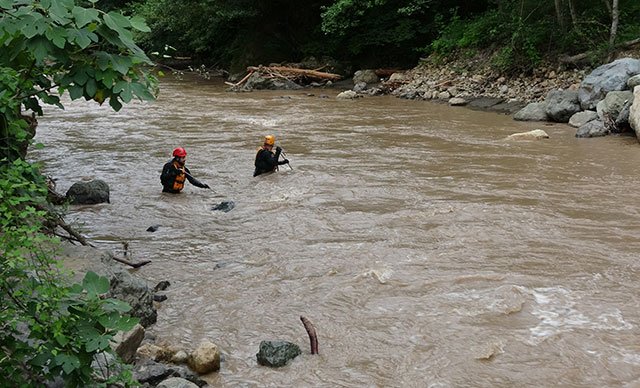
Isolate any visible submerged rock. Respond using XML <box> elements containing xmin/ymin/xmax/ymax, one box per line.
<box><xmin>256</xmin><ymin>340</ymin><xmax>301</xmax><ymax>367</ymax></box>
<box><xmin>66</xmin><ymin>179</ymin><xmax>110</xmax><ymax>204</ymax></box>
<box><xmin>211</xmin><ymin>200</ymin><xmax>235</xmax><ymax>212</ymax></box>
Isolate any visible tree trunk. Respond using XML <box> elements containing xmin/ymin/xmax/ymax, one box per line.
<box><xmin>568</xmin><ymin>0</ymin><xmax>578</xmax><ymax>30</ymax></box>
<box><xmin>554</xmin><ymin>0</ymin><xmax>565</xmax><ymax>31</ymax></box>
<box><xmin>608</xmin><ymin>0</ymin><xmax>619</xmax><ymax>61</ymax></box>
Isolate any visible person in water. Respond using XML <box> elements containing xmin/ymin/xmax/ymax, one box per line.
<box><xmin>161</xmin><ymin>147</ymin><xmax>210</xmax><ymax>193</ymax></box>
<box><xmin>254</xmin><ymin>135</ymin><xmax>289</xmax><ymax>177</ymax></box>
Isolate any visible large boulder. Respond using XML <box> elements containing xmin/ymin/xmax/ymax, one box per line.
<box><xmin>596</xmin><ymin>90</ymin><xmax>634</xmax><ymax>120</ymax></box>
<box><xmin>578</xmin><ymin>58</ymin><xmax>640</xmax><ymax>110</ymax></box>
<box><xmin>66</xmin><ymin>179</ymin><xmax>110</xmax><ymax>204</ymax></box>
<box><xmin>101</xmin><ymin>253</ymin><xmax>157</xmax><ymax>327</ymax></box>
<box><xmin>630</xmin><ymin>86</ymin><xmax>640</xmax><ymax>138</ymax></box>
<box><xmin>513</xmin><ymin>102</ymin><xmax>549</xmax><ymax>121</ymax></box>
<box><xmin>568</xmin><ymin>110</ymin><xmax>598</xmax><ymax>128</ymax></box>
<box><xmin>353</xmin><ymin>69</ymin><xmax>379</xmax><ymax>84</ymax></box>
<box><xmin>576</xmin><ymin>120</ymin><xmax>608</xmax><ymax>138</ymax></box>
<box><xmin>545</xmin><ymin>89</ymin><xmax>580</xmax><ymax>122</ymax></box>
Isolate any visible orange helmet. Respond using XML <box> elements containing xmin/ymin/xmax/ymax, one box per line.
<box><xmin>172</xmin><ymin>147</ymin><xmax>187</xmax><ymax>157</ymax></box>
<box><xmin>264</xmin><ymin>135</ymin><xmax>275</xmax><ymax>146</ymax></box>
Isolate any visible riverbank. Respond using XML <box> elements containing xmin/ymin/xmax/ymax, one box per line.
<box><xmin>358</xmin><ymin>49</ymin><xmax>640</xmax><ymax>116</ymax></box>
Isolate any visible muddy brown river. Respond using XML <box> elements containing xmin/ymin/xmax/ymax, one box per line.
<box><xmin>33</xmin><ymin>75</ymin><xmax>640</xmax><ymax>387</ymax></box>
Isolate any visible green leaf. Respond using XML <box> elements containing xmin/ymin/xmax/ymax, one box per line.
<box><xmin>27</xmin><ymin>36</ymin><xmax>51</xmax><ymax>63</ymax></box>
<box><xmin>114</xmin><ymin>80</ymin><xmax>132</xmax><ymax>103</ymax></box>
<box><xmin>96</xmin><ymin>69</ymin><xmax>116</xmax><ymax>88</ymax></box>
<box><xmin>69</xmin><ymin>28</ymin><xmax>96</xmax><ymax>49</ymax></box>
<box><xmin>85</xmin><ymin>78</ymin><xmax>97</xmax><ymax>97</ymax></box>
<box><xmin>111</xmin><ymin>55</ymin><xmax>132</xmax><ymax>75</ymax></box>
<box><xmin>72</xmin><ymin>6</ymin><xmax>99</xmax><ymax>29</ymax></box>
<box><xmin>109</xmin><ymin>96</ymin><xmax>122</xmax><ymax>111</ymax></box>
<box><xmin>102</xmin><ymin>298</ymin><xmax>132</xmax><ymax>313</ymax></box>
<box><xmin>0</xmin><ymin>0</ymin><xmax>13</xmax><ymax>9</ymax></box>
<box><xmin>22</xmin><ymin>14</ymin><xmax>47</xmax><ymax>39</ymax></box>
<box><xmin>45</xmin><ymin>26</ymin><xmax>67</xmax><ymax>49</ymax></box>
<box><xmin>48</xmin><ymin>0</ymin><xmax>72</xmax><ymax>25</ymax></box>
<box><xmin>85</xmin><ymin>333</ymin><xmax>110</xmax><ymax>352</ymax></box>
<box><xmin>95</xmin><ymin>51</ymin><xmax>111</xmax><ymax>71</ymax></box>
<box><xmin>72</xmin><ymin>69</ymin><xmax>88</xmax><ymax>86</ymax></box>
<box><xmin>131</xmin><ymin>82</ymin><xmax>155</xmax><ymax>101</ymax></box>
<box><xmin>54</xmin><ymin>353</ymin><xmax>81</xmax><ymax>374</ymax></box>
<box><xmin>129</xmin><ymin>16</ymin><xmax>150</xmax><ymax>33</ymax></box>
<box><xmin>54</xmin><ymin>333</ymin><xmax>69</xmax><ymax>346</ymax></box>
<box><xmin>104</xmin><ymin>11</ymin><xmax>131</xmax><ymax>30</ymax></box>
<box><xmin>82</xmin><ymin>271</ymin><xmax>110</xmax><ymax>296</ymax></box>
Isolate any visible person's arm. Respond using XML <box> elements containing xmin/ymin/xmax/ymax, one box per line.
<box><xmin>274</xmin><ymin>146</ymin><xmax>289</xmax><ymax>165</ymax></box>
<box><xmin>160</xmin><ymin>162</ymin><xmax>179</xmax><ymax>186</ymax></box>
<box><xmin>184</xmin><ymin>166</ymin><xmax>210</xmax><ymax>189</ymax></box>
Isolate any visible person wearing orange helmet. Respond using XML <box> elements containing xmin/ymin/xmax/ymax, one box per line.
<box><xmin>253</xmin><ymin>135</ymin><xmax>289</xmax><ymax>177</ymax></box>
<box><xmin>160</xmin><ymin>147</ymin><xmax>210</xmax><ymax>193</ymax></box>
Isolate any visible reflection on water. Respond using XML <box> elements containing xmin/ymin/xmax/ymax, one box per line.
<box><xmin>33</xmin><ymin>75</ymin><xmax>640</xmax><ymax>387</ymax></box>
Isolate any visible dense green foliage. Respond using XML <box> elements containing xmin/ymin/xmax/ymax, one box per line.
<box><xmin>1</xmin><ymin>0</ymin><xmax>157</xmax><ymax>385</ymax></box>
<box><xmin>0</xmin><ymin>0</ymin><xmax>158</xmax><ymax>161</ymax></box>
<box><xmin>430</xmin><ymin>0</ymin><xmax>640</xmax><ymax>73</ymax></box>
<box><xmin>0</xmin><ymin>160</ymin><xmax>139</xmax><ymax>386</ymax></box>
<box><xmin>112</xmin><ymin>0</ymin><xmax>640</xmax><ymax>74</ymax></box>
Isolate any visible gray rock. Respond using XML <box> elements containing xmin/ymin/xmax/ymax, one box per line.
<box><xmin>157</xmin><ymin>377</ymin><xmax>199</xmax><ymax>388</ymax></box>
<box><xmin>630</xmin><ymin>86</ymin><xmax>640</xmax><ymax>136</ymax></box>
<box><xmin>596</xmin><ymin>90</ymin><xmax>634</xmax><ymax>120</ymax></box>
<box><xmin>568</xmin><ymin>111</ymin><xmax>598</xmax><ymax>128</ymax></box>
<box><xmin>449</xmin><ymin>97</ymin><xmax>467</xmax><ymax>106</ymax></box>
<box><xmin>545</xmin><ymin>89</ymin><xmax>580</xmax><ymax>122</ymax></box>
<box><xmin>111</xmin><ymin>323</ymin><xmax>145</xmax><ymax>363</ymax></box>
<box><xmin>513</xmin><ymin>102</ymin><xmax>549</xmax><ymax>121</ymax></box>
<box><xmin>627</xmin><ymin>74</ymin><xmax>640</xmax><ymax>90</ymax></box>
<box><xmin>353</xmin><ymin>81</ymin><xmax>367</xmax><ymax>92</ymax></box>
<box><xmin>578</xmin><ymin>58</ymin><xmax>640</xmax><ymax>110</ymax></box>
<box><xmin>468</xmin><ymin>97</ymin><xmax>505</xmax><ymax>110</ymax></box>
<box><xmin>103</xmin><ymin>253</ymin><xmax>157</xmax><ymax>327</ymax></box>
<box><xmin>256</xmin><ymin>340</ymin><xmax>301</xmax><ymax>367</ymax></box>
<box><xmin>336</xmin><ymin>90</ymin><xmax>358</xmax><ymax>100</ymax></box>
<box><xmin>576</xmin><ymin>119</ymin><xmax>608</xmax><ymax>138</ymax></box>
<box><xmin>92</xmin><ymin>352</ymin><xmax>122</xmax><ymax>382</ymax></box>
<box><xmin>242</xmin><ymin>72</ymin><xmax>302</xmax><ymax>91</ymax></box>
<box><xmin>66</xmin><ymin>179</ymin><xmax>110</xmax><ymax>204</ymax></box>
<box><xmin>353</xmin><ymin>69</ymin><xmax>379</xmax><ymax>84</ymax></box>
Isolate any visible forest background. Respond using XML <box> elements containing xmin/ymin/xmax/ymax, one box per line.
<box><xmin>1</xmin><ymin>0</ymin><xmax>639</xmax><ymax>386</ymax></box>
<box><xmin>113</xmin><ymin>0</ymin><xmax>640</xmax><ymax>75</ymax></box>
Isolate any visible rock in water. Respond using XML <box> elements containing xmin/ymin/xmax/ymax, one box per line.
<box><xmin>211</xmin><ymin>200</ymin><xmax>235</xmax><ymax>212</ymax></box>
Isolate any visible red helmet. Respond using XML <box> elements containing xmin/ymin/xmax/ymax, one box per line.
<box><xmin>172</xmin><ymin>147</ymin><xmax>187</xmax><ymax>157</ymax></box>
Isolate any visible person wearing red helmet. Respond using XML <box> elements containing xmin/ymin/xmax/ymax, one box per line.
<box><xmin>160</xmin><ymin>147</ymin><xmax>210</xmax><ymax>193</ymax></box>
<box><xmin>253</xmin><ymin>135</ymin><xmax>289</xmax><ymax>177</ymax></box>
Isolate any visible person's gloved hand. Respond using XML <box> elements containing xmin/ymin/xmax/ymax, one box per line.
<box><xmin>203</xmin><ymin>184</ymin><xmax>210</xmax><ymax>189</ymax></box>
<box><xmin>276</xmin><ymin>146</ymin><xmax>282</xmax><ymax>153</ymax></box>
<box><xmin>283</xmin><ymin>159</ymin><xmax>289</xmax><ymax>164</ymax></box>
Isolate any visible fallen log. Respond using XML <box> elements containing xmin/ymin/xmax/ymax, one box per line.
<box><xmin>247</xmin><ymin>66</ymin><xmax>341</xmax><ymax>81</ymax></box>
<box><xmin>224</xmin><ymin>70</ymin><xmax>255</xmax><ymax>87</ymax></box>
<box><xmin>560</xmin><ymin>38</ymin><xmax>640</xmax><ymax>65</ymax></box>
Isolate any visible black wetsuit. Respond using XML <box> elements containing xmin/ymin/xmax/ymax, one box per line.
<box><xmin>160</xmin><ymin>158</ymin><xmax>208</xmax><ymax>193</ymax></box>
<box><xmin>254</xmin><ymin>147</ymin><xmax>288</xmax><ymax>177</ymax></box>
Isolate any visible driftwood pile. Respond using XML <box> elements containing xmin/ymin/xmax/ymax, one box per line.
<box><xmin>225</xmin><ymin>65</ymin><xmax>341</xmax><ymax>88</ymax></box>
